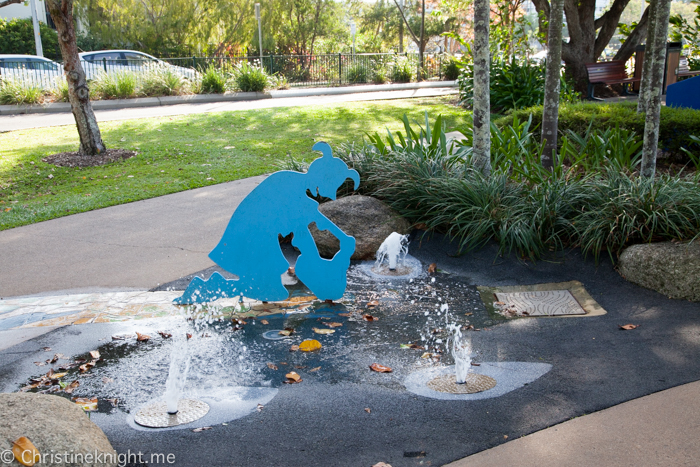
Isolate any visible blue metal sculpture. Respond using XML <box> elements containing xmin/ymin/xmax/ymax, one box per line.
<box><xmin>667</xmin><ymin>75</ymin><xmax>700</xmax><ymax>111</ymax></box>
<box><xmin>174</xmin><ymin>142</ymin><xmax>360</xmax><ymax>304</ymax></box>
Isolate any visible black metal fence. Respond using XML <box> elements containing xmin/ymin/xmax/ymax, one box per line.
<box><xmin>0</xmin><ymin>52</ymin><xmax>451</xmax><ymax>90</ymax></box>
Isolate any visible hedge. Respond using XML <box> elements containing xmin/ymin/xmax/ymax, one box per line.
<box><xmin>0</xmin><ymin>18</ymin><xmax>60</xmax><ymax>61</ymax></box>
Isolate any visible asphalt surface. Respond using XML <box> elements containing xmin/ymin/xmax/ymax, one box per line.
<box><xmin>1</xmin><ymin>234</ymin><xmax>699</xmax><ymax>466</ymax></box>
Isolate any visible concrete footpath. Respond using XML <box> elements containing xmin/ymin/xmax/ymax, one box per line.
<box><xmin>0</xmin><ymin>82</ymin><xmax>458</xmax><ymax>131</ymax></box>
<box><xmin>1</xmin><ymin>173</ymin><xmax>699</xmax><ymax>466</ymax></box>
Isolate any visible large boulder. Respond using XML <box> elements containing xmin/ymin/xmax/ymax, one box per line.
<box><xmin>0</xmin><ymin>393</ymin><xmax>117</xmax><ymax>467</ymax></box>
<box><xmin>310</xmin><ymin>195</ymin><xmax>411</xmax><ymax>260</ymax></box>
<box><xmin>618</xmin><ymin>241</ymin><xmax>700</xmax><ymax>301</ymax></box>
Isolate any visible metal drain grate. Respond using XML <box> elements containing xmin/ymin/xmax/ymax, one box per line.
<box><xmin>427</xmin><ymin>373</ymin><xmax>497</xmax><ymax>394</ymax></box>
<box><xmin>495</xmin><ymin>290</ymin><xmax>586</xmax><ymax>316</ymax></box>
<box><xmin>134</xmin><ymin>399</ymin><xmax>210</xmax><ymax>428</ymax></box>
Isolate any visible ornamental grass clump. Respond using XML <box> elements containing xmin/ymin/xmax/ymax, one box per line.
<box><xmin>139</xmin><ymin>63</ymin><xmax>188</xmax><ymax>96</ymax></box>
<box><xmin>200</xmin><ymin>65</ymin><xmax>226</xmax><ymax>94</ymax></box>
<box><xmin>229</xmin><ymin>61</ymin><xmax>269</xmax><ymax>92</ymax></box>
<box><xmin>0</xmin><ymin>78</ymin><xmax>44</xmax><ymax>105</ymax></box>
<box><xmin>90</xmin><ymin>71</ymin><xmax>138</xmax><ymax>100</ymax></box>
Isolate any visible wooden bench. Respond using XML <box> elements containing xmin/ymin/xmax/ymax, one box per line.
<box><xmin>677</xmin><ymin>56</ymin><xmax>700</xmax><ymax>80</ymax></box>
<box><xmin>585</xmin><ymin>60</ymin><xmax>640</xmax><ymax>100</ymax></box>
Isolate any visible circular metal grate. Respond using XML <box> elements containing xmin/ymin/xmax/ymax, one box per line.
<box><xmin>134</xmin><ymin>399</ymin><xmax>210</xmax><ymax>428</ymax></box>
<box><xmin>427</xmin><ymin>373</ymin><xmax>497</xmax><ymax>394</ymax></box>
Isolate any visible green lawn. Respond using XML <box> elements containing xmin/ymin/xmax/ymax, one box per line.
<box><xmin>0</xmin><ymin>96</ymin><xmax>470</xmax><ymax>231</ymax></box>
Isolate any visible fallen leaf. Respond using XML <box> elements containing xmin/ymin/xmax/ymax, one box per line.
<box><xmin>279</xmin><ymin>362</ymin><xmax>288</xmax><ymax>365</ymax></box>
<box><xmin>287</xmin><ymin>267</ymin><xmax>295</xmax><ymax>276</ymax></box>
<box><xmin>465</xmin><ymin>312</ymin><xmax>473</xmax><ymax>316</ymax></box>
<box><xmin>278</xmin><ymin>328</ymin><xmax>294</xmax><ymax>336</ymax></box>
<box><xmin>431</xmin><ymin>328</ymin><xmax>444</xmax><ymax>334</ymax></box>
<box><xmin>294</xmin><ymin>365</ymin><xmax>307</xmax><ymax>369</ymax></box>
<box><xmin>41</xmin><ymin>347</ymin><xmax>51</xmax><ymax>351</ymax></box>
<box><xmin>325</xmin><ymin>322</ymin><xmax>343</xmax><ymax>328</ymax></box>
<box><xmin>363</xmin><ymin>314</ymin><xmax>378</xmax><ymax>322</ymax></box>
<box><xmin>136</xmin><ymin>332</ymin><xmax>151</xmax><ymax>341</ymax></box>
<box><xmin>337</xmin><ymin>313</ymin><xmax>351</xmax><ymax>317</ymax></box>
<box><xmin>299</xmin><ymin>339</ymin><xmax>322</xmax><ymax>352</ymax></box>
<box><xmin>105</xmin><ymin>398</ymin><xmax>118</xmax><ymax>407</ymax></box>
<box><xmin>267</xmin><ymin>363</ymin><xmax>278</xmax><ymax>370</ymax></box>
<box><xmin>74</xmin><ymin>397</ymin><xmax>98</xmax><ymax>411</ymax></box>
<box><xmin>312</xmin><ymin>327</ymin><xmax>335</xmax><ymax>335</ymax></box>
<box><xmin>428</xmin><ymin>263</ymin><xmax>437</xmax><ymax>274</ymax></box>
<box><xmin>372</xmin><ymin>464</ymin><xmax>393</xmax><ymax>467</ymax></box>
<box><xmin>111</xmin><ymin>335</ymin><xmax>126</xmax><ymax>340</ymax></box>
<box><xmin>158</xmin><ymin>332</ymin><xmax>172</xmax><ymax>339</ymax></box>
<box><xmin>284</xmin><ymin>371</ymin><xmax>302</xmax><ymax>383</ymax></box>
<box><xmin>289</xmin><ymin>345</ymin><xmax>300</xmax><ymax>352</ymax></box>
<box><xmin>186</xmin><ymin>333</ymin><xmax>193</xmax><ymax>340</ymax></box>
<box><xmin>421</xmin><ymin>352</ymin><xmax>433</xmax><ymax>359</ymax></box>
<box><xmin>365</xmin><ymin>407</ymin><xmax>371</xmax><ymax>413</ymax></box>
<box><xmin>49</xmin><ymin>354</ymin><xmax>59</xmax><ymax>363</ymax></box>
<box><xmin>619</xmin><ymin>324</ymin><xmax>639</xmax><ymax>330</ymax></box>
<box><xmin>89</xmin><ymin>350</ymin><xmax>100</xmax><ymax>360</ymax></box>
<box><xmin>33</xmin><ymin>361</ymin><xmax>45</xmax><ymax>366</ymax></box>
<box><xmin>369</xmin><ymin>363</ymin><xmax>393</xmax><ymax>373</ymax></box>
<box><xmin>400</xmin><ymin>344</ymin><xmax>424</xmax><ymax>350</ymax></box>
<box><xmin>471</xmin><ymin>362</ymin><xmax>481</xmax><ymax>366</ymax></box>
<box><xmin>367</xmin><ymin>300</ymin><xmax>379</xmax><ymax>307</ymax></box>
<box><xmin>192</xmin><ymin>426</ymin><xmax>212</xmax><ymax>432</ymax></box>
<box><xmin>50</xmin><ymin>372</ymin><xmax>67</xmax><ymax>380</ymax></box>
<box><xmin>102</xmin><ymin>377</ymin><xmax>113</xmax><ymax>384</ymax></box>
<box><xmin>260</xmin><ymin>319</ymin><xmax>269</xmax><ymax>325</ymax></box>
<box><xmin>12</xmin><ymin>436</ymin><xmax>39</xmax><ymax>466</ymax></box>
<box><xmin>64</xmin><ymin>380</ymin><xmax>79</xmax><ymax>394</ymax></box>
<box><xmin>232</xmin><ymin>318</ymin><xmax>247</xmax><ymax>326</ymax></box>
<box><xmin>256</xmin><ymin>404</ymin><xmax>264</xmax><ymax>412</ymax></box>
<box><xmin>309</xmin><ymin>366</ymin><xmax>321</xmax><ymax>372</ymax></box>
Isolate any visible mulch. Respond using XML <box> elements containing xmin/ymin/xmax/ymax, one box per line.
<box><xmin>42</xmin><ymin>148</ymin><xmax>136</xmax><ymax>168</ymax></box>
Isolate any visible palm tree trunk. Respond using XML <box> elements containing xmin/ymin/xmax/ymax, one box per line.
<box><xmin>472</xmin><ymin>0</ymin><xmax>491</xmax><ymax>177</ymax></box>
<box><xmin>641</xmin><ymin>0</ymin><xmax>672</xmax><ymax>178</ymax></box>
<box><xmin>541</xmin><ymin>0</ymin><xmax>565</xmax><ymax>169</ymax></box>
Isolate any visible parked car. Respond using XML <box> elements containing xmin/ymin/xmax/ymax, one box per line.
<box><xmin>79</xmin><ymin>50</ymin><xmax>196</xmax><ymax>80</ymax></box>
<box><xmin>0</xmin><ymin>54</ymin><xmax>64</xmax><ymax>89</ymax></box>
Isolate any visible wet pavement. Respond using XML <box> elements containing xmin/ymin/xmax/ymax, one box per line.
<box><xmin>1</xmin><ymin>233</ymin><xmax>699</xmax><ymax>466</ymax></box>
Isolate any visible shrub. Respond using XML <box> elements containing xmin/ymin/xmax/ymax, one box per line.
<box><xmin>441</xmin><ymin>56</ymin><xmax>463</xmax><ymax>80</ymax></box>
<box><xmin>90</xmin><ymin>71</ymin><xmax>137</xmax><ymax>99</ymax></box>
<box><xmin>499</xmin><ymin>101</ymin><xmax>700</xmax><ymax>158</ymax></box>
<box><xmin>346</xmin><ymin>63</ymin><xmax>369</xmax><ymax>84</ymax></box>
<box><xmin>390</xmin><ymin>56</ymin><xmax>414</xmax><ymax>83</ymax></box>
<box><xmin>0</xmin><ymin>18</ymin><xmax>60</xmax><ymax>60</ymax></box>
<box><xmin>140</xmin><ymin>64</ymin><xmax>188</xmax><ymax>96</ymax></box>
<box><xmin>459</xmin><ymin>58</ymin><xmax>581</xmax><ymax>111</ymax></box>
<box><xmin>229</xmin><ymin>62</ymin><xmax>269</xmax><ymax>92</ymax></box>
<box><xmin>371</xmin><ymin>65</ymin><xmax>389</xmax><ymax>84</ymax></box>
<box><xmin>200</xmin><ymin>65</ymin><xmax>226</xmax><ymax>94</ymax></box>
<box><xmin>0</xmin><ymin>78</ymin><xmax>44</xmax><ymax>105</ymax></box>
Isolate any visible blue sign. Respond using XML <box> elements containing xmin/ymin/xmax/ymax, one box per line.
<box><xmin>174</xmin><ymin>142</ymin><xmax>360</xmax><ymax>304</ymax></box>
<box><xmin>667</xmin><ymin>75</ymin><xmax>700</xmax><ymax>111</ymax></box>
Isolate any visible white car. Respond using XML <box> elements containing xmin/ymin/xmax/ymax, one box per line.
<box><xmin>79</xmin><ymin>50</ymin><xmax>197</xmax><ymax>80</ymax></box>
<box><xmin>0</xmin><ymin>54</ymin><xmax>64</xmax><ymax>89</ymax></box>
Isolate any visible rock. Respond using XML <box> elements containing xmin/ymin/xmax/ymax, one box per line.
<box><xmin>0</xmin><ymin>393</ymin><xmax>117</xmax><ymax>467</ymax></box>
<box><xmin>311</xmin><ymin>195</ymin><xmax>411</xmax><ymax>260</ymax></box>
<box><xmin>618</xmin><ymin>241</ymin><xmax>700</xmax><ymax>301</ymax></box>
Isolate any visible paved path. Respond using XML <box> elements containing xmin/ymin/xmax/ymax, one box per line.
<box><xmin>0</xmin><ymin>86</ymin><xmax>457</xmax><ymax>131</ymax></box>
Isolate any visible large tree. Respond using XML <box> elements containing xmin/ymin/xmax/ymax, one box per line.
<box><xmin>46</xmin><ymin>0</ymin><xmax>105</xmax><ymax>156</ymax></box>
<box><xmin>531</xmin><ymin>0</ymin><xmax>650</xmax><ymax>90</ymax></box>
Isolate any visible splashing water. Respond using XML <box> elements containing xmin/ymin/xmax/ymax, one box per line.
<box><xmin>375</xmin><ymin>232</ymin><xmax>409</xmax><ymax>271</ymax></box>
<box><xmin>163</xmin><ymin>334</ymin><xmax>191</xmax><ymax>414</ymax></box>
<box><xmin>446</xmin><ymin>304</ymin><xmax>472</xmax><ymax>384</ymax></box>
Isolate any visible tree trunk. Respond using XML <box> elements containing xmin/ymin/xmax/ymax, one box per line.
<box><xmin>638</xmin><ymin>0</ymin><xmax>658</xmax><ymax>113</ymax></box>
<box><xmin>641</xmin><ymin>0</ymin><xmax>672</xmax><ymax>178</ymax></box>
<box><xmin>46</xmin><ymin>0</ymin><xmax>105</xmax><ymax>156</ymax></box>
<box><xmin>532</xmin><ymin>0</ymin><xmax>636</xmax><ymax>93</ymax></box>
<box><xmin>613</xmin><ymin>5</ymin><xmax>650</xmax><ymax>63</ymax></box>
<box><xmin>418</xmin><ymin>0</ymin><xmax>425</xmax><ymax>81</ymax></box>
<box><xmin>472</xmin><ymin>0</ymin><xmax>491</xmax><ymax>177</ymax></box>
<box><xmin>541</xmin><ymin>0</ymin><xmax>565</xmax><ymax>170</ymax></box>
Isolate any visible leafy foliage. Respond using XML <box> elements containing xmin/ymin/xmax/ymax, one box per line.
<box><xmin>501</xmin><ymin>102</ymin><xmax>700</xmax><ymax>161</ymax></box>
<box><xmin>229</xmin><ymin>62</ymin><xmax>270</xmax><ymax>92</ymax></box>
<box><xmin>330</xmin><ymin>113</ymin><xmax>700</xmax><ymax>262</ymax></box>
<box><xmin>90</xmin><ymin>72</ymin><xmax>138</xmax><ymax>100</ymax></box>
<box><xmin>441</xmin><ymin>56</ymin><xmax>463</xmax><ymax>80</ymax></box>
<box><xmin>346</xmin><ymin>63</ymin><xmax>369</xmax><ymax>84</ymax></box>
<box><xmin>459</xmin><ymin>58</ymin><xmax>581</xmax><ymax>111</ymax></box>
<box><xmin>390</xmin><ymin>55</ymin><xmax>414</xmax><ymax>83</ymax></box>
<box><xmin>0</xmin><ymin>18</ymin><xmax>60</xmax><ymax>60</ymax></box>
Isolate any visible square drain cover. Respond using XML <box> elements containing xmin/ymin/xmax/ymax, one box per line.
<box><xmin>495</xmin><ymin>290</ymin><xmax>586</xmax><ymax>316</ymax></box>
